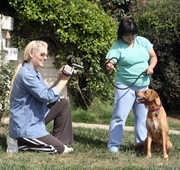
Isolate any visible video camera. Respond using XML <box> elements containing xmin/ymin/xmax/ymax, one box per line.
<box><xmin>62</xmin><ymin>63</ymin><xmax>84</xmax><ymax>76</ymax></box>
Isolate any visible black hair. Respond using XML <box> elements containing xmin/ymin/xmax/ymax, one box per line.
<box><xmin>117</xmin><ymin>19</ymin><xmax>139</xmax><ymax>40</ymax></box>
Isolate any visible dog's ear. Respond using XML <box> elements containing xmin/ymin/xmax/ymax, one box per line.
<box><xmin>155</xmin><ymin>97</ymin><xmax>161</xmax><ymax>106</ymax></box>
<box><xmin>148</xmin><ymin>91</ymin><xmax>158</xmax><ymax>102</ymax></box>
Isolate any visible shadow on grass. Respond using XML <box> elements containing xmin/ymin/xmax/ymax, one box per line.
<box><xmin>119</xmin><ymin>143</ymin><xmax>144</xmax><ymax>156</ymax></box>
<box><xmin>72</xmin><ymin>127</ymin><xmax>144</xmax><ymax>156</ymax></box>
<box><xmin>0</xmin><ymin>133</ymin><xmax>7</xmax><ymax>151</ymax></box>
<box><xmin>73</xmin><ymin>133</ymin><xmax>107</xmax><ymax>148</ymax></box>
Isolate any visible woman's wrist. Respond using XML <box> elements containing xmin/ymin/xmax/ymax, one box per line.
<box><xmin>56</xmin><ymin>79</ymin><xmax>68</xmax><ymax>93</ymax></box>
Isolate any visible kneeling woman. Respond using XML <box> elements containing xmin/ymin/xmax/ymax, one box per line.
<box><xmin>8</xmin><ymin>40</ymin><xmax>74</xmax><ymax>154</ymax></box>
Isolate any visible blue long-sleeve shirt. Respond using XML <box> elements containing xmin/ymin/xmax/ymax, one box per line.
<box><xmin>9</xmin><ymin>62</ymin><xmax>60</xmax><ymax>139</ymax></box>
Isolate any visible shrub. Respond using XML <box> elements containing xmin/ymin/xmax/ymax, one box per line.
<box><xmin>7</xmin><ymin>0</ymin><xmax>118</xmax><ymax>108</ymax></box>
<box><xmin>128</xmin><ymin>0</ymin><xmax>180</xmax><ymax>112</ymax></box>
<box><xmin>87</xmin><ymin>0</ymin><xmax>131</xmax><ymax>21</ymax></box>
<box><xmin>0</xmin><ymin>53</ymin><xmax>15</xmax><ymax>123</ymax></box>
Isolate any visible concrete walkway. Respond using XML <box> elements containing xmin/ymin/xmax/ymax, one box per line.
<box><xmin>2</xmin><ymin>118</ymin><xmax>180</xmax><ymax>135</ymax></box>
<box><xmin>72</xmin><ymin>122</ymin><xmax>180</xmax><ymax>135</ymax></box>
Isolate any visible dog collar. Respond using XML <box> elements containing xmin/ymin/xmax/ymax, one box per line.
<box><xmin>148</xmin><ymin>103</ymin><xmax>162</xmax><ymax>113</ymax></box>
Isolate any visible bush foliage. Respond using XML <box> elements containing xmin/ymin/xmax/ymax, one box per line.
<box><xmin>128</xmin><ymin>0</ymin><xmax>180</xmax><ymax>111</ymax></box>
<box><xmin>1</xmin><ymin>0</ymin><xmax>180</xmax><ymax>112</ymax></box>
<box><xmin>0</xmin><ymin>54</ymin><xmax>15</xmax><ymax>122</ymax></box>
<box><xmin>87</xmin><ymin>0</ymin><xmax>131</xmax><ymax>21</ymax></box>
<box><xmin>6</xmin><ymin>0</ymin><xmax>118</xmax><ymax>108</ymax></box>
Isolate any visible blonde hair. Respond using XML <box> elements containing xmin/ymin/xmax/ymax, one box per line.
<box><xmin>9</xmin><ymin>40</ymin><xmax>48</xmax><ymax>98</ymax></box>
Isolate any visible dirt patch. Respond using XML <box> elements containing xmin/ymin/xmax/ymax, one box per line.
<box><xmin>0</xmin><ymin>117</ymin><xmax>180</xmax><ymax>135</ymax></box>
<box><xmin>0</xmin><ymin>126</ymin><xmax>8</xmax><ymax>134</ymax></box>
<box><xmin>167</xmin><ymin>117</ymin><xmax>180</xmax><ymax>124</ymax></box>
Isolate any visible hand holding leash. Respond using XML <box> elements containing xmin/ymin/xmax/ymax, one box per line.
<box><xmin>105</xmin><ymin>57</ymin><xmax>152</xmax><ymax>90</ymax></box>
<box><xmin>105</xmin><ymin>57</ymin><xmax>119</xmax><ymax>77</ymax></box>
<box><xmin>105</xmin><ymin>60</ymin><xmax>115</xmax><ymax>72</ymax></box>
<box><xmin>145</xmin><ymin>66</ymin><xmax>154</xmax><ymax>75</ymax></box>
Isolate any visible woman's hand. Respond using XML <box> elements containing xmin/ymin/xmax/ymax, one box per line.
<box><xmin>146</xmin><ymin>66</ymin><xmax>154</xmax><ymax>75</ymax></box>
<box><xmin>105</xmin><ymin>59</ymin><xmax>115</xmax><ymax>72</ymax></box>
<box><xmin>59</xmin><ymin>65</ymin><xmax>74</xmax><ymax>80</ymax></box>
<box><xmin>55</xmin><ymin>65</ymin><xmax>74</xmax><ymax>93</ymax></box>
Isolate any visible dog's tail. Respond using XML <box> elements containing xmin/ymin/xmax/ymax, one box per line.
<box><xmin>134</xmin><ymin>143</ymin><xmax>144</xmax><ymax>149</ymax></box>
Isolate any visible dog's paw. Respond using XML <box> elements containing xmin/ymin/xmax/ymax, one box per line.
<box><xmin>163</xmin><ymin>154</ymin><xmax>169</xmax><ymax>160</ymax></box>
<box><xmin>146</xmin><ymin>155</ymin><xmax>151</xmax><ymax>159</ymax></box>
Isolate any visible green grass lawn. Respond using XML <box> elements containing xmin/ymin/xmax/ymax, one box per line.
<box><xmin>0</xmin><ymin>99</ymin><xmax>180</xmax><ymax>169</ymax></box>
<box><xmin>0</xmin><ymin>126</ymin><xmax>180</xmax><ymax>170</ymax></box>
<box><xmin>71</xmin><ymin>99</ymin><xmax>180</xmax><ymax>131</ymax></box>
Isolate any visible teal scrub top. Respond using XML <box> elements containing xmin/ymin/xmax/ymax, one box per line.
<box><xmin>106</xmin><ymin>36</ymin><xmax>153</xmax><ymax>86</ymax></box>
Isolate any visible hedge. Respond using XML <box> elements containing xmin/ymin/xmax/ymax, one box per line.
<box><xmin>129</xmin><ymin>0</ymin><xmax>180</xmax><ymax>111</ymax></box>
<box><xmin>6</xmin><ymin>0</ymin><xmax>118</xmax><ymax>108</ymax></box>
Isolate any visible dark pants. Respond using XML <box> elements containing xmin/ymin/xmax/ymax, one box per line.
<box><xmin>17</xmin><ymin>98</ymin><xmax>74</xmax><ymax>153</ymax></box>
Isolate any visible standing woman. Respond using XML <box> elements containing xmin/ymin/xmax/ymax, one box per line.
<box><xmin>7</xmin><ymin>40</ymin><xmax>74</xmax><ymax>154</ymax></box>
<box><xmin>105</xmin><ymin>19</ymin><xmax>157</xmax><ymax>153</ymax></box>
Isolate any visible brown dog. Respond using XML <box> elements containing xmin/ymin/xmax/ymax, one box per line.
<box><xmin>134</xmin><ymin>89</ymin><xmax>172</xmax><ymax>160</ymax></box>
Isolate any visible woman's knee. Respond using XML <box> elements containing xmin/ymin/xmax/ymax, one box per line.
<box><xmin>60</xmin><ymin>98</ymin><xmax>70</xmax><ymax>108</ymax></box>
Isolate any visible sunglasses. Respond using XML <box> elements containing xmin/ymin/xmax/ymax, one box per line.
<box><xmin>40</xmin><ymin>53</ymin><xmax>47</xmax><ymax>58</ymax></box>
<box><xmin>124</xmin><ymin>34</ymin><xmax>137</xmax><ymax>39</ymax></box>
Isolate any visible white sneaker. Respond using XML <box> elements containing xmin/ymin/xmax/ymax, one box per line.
<box><xmin>108</xmin><ymin>146</ymin><xmax>119</xmax><ymax>153</ymax></box>
<box><xmin>6</xmin><ymin>135</ymin><xmax>18</xmax><ymax>153</ymax></box>
<box><xmin>63</xmin><ymin>145</ymin><xmax>74</xmax><ymax>153</ymax></box>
